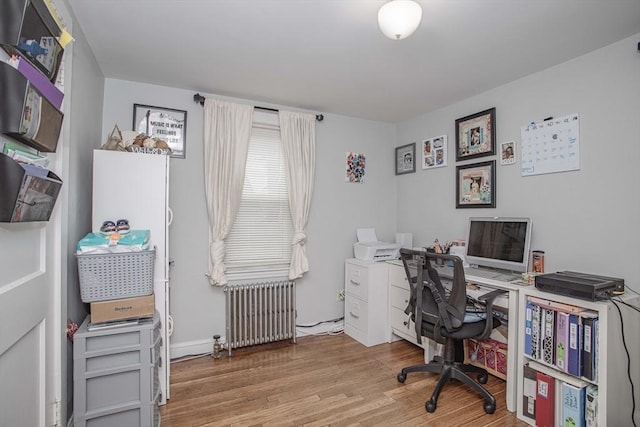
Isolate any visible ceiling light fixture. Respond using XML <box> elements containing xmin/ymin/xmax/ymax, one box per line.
<box><xmin>377</xmin><ymin>0</ymin><xmax>422</xmax><ymax>40</ymax></box>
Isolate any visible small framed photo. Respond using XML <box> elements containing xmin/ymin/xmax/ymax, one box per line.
<box><xmin>395</xmin><ymin>143</ymin><xmax>416</xmax><ymax>175</ymax></box>
<box><xmin>456</xmin><ymin>160</ymin><xmax>496</xmax><ymax>208</ymax></box>
<box><xmin>422</xmin><ymin>135</ymin><xmax>447</xmax><ymax>169</ymax></box>
<box><xmin>133</xmin><ymin>104</ymin><xmax>187</xmax><ymax>158</ymax></box>
<box><xmin>500</xmin><ymin>140</ymin><xmax>516</xmax><ymax>165</ymax></box>
<box><xmin>455</xmin><ymin>108</ymin><xmax>496</xmax><ymax>162</ymax></box>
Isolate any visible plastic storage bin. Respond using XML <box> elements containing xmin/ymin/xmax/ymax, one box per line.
<box><xmin>76</xmin><ymin>249</ymin><xmax>155</xmax><ymax>302</ymax></box>
<box><xmin>73</xmin><ymin>313</ymin><xmax>161</xmax><ymax>427</ymax></box>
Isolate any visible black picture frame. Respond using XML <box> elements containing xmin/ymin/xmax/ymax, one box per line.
<box><xmin>455</xmin><ymin>160</ymin><xmax>496</xmax><ymax>208</ymax></box>
<box><xmin>133</xmin><ymin>104</ymin><xmax>187</xmax><ymax>158</ymax></box>
<box><xmin>395</xmin><ymin>143</ymin><xmax>416</xmax><ymax>175</ymax></box>
<box><xmin>455</xmin><ymin>108</ymin><xmax>496</xmax><ymax>162</ymax></box>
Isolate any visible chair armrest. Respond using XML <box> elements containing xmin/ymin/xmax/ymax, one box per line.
<box><xmin>476</xmin><ymin>289</ymin><xmax>508</xmax><ymax>340</ymax></box>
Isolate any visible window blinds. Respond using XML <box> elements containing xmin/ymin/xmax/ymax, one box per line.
<box><xmin>224</xmin><ymin>125</ymin><xmax>293</xmax><ymax>278</ymax></box>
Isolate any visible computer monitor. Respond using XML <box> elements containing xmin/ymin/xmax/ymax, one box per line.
<box><xmin>465</xmin><ymin>217</ymin><xmax>532</xmax><ymax>273</ymax></box>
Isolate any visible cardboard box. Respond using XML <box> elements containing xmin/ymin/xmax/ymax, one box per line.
<box><xmin>90</xmin><ymin>294</ymin><xmax>155</xmax><ymax>324</ymax></box>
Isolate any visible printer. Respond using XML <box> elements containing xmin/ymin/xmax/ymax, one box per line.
<box><xmin>353</xmin><ymin>228</ymin><xmax>401</xmax><ymax>262</ymax></box>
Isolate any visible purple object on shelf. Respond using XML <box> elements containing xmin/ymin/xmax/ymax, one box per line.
<box><xmin>16</xmin><ymin>56</ymin><xmax>63</xmax><ymax>109</ymax></box>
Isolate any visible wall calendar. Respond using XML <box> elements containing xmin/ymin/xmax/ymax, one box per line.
<box><xmin>520</xmin><ymin>113</ymin><xmax>580</xmax><ymax>176</ymax></box>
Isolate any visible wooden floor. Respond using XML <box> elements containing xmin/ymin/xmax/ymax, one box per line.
<box><xmin>160</xmin><ymin>333</ymin><xmax>528</xmax><ymax>426</ymax></box>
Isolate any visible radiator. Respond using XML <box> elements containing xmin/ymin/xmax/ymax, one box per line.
<box><xmin>224</xmin><ymin>280</ymin><xmax>296</xmax><ymax>355</ymax></box>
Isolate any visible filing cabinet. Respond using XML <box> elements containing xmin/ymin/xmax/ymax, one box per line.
<box><xmin>344</xmin><ymin>258</ymin><xmax>389</xmax><ymax>346</ymax></box>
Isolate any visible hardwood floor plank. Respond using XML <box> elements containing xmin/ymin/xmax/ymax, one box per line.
<box><xmin>160</xmin><ymin>334</ymin><xmax>528</xmax><ymax>426</ymax></box>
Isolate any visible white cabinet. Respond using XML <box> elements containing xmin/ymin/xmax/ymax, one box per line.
<box><xmin>387</xmin><ymin>261</ymin><xmax>439</xmax><ymax>359</ymax></box>
<box><xmin>516</xmin><ymin>288</ymin><xmax>640</xmax><ymax>426</ymax></box>
<box><xmin>344</xmin><ymin>259</ymin><xmax>389</xmax><ymax>347</ymax></box>
<box><xmin>388</xmin><ymin>261</ymin><xmax>420</xmax><ymax>346</ymax></box>
<box><xmin>92</xmin><ymin>150</ymin><xmax>171</xmax><ymax>404</ymax></box>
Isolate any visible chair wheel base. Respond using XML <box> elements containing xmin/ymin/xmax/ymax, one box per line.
<box><xmin>425</xmin><ymin>399</ymin><xmax>437</xmax><ymax>413</ymax></box>
<box><xmin>397</xmin><ymin>372</ymin><xmax>406</xmax><ymax>383</ymax></box>
<box><xmin>484</xmin><ymin>401</ymin><xmax>496</xmax><ymax>414</ymax></box>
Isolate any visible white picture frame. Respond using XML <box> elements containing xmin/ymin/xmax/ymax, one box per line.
<box><xmin>422</xmin><ymin>135</ymin><xmax>447</xmax><ymax>169</ymax></box>
<box><xmin>500</xmin><ymin>140</ymin><xmax>516</xmax><ymax>165</ymax></box>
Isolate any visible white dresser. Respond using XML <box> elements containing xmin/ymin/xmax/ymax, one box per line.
<box><xmin>344</xmin><ymin>258</ymin><xmax>389</xmax><ymax>346</ymax></box>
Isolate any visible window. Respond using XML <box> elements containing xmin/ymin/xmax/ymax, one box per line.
<box><xmin>224</xmin><ymin>123</ymin><xmax>293</xmax><ymax>280</ymax></box>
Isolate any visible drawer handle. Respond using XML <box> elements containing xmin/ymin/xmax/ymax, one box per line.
<box><xmin>350</xmin><ymin>279</ymin><xmax>360</xmax><ymax>286</ymax></box>
<box><xmin>349</xmin><ymin>311</ymin><xmax>360</xmax><ymax>319</ymax></box>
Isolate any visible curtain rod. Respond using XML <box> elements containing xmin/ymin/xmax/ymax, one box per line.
<box><xmin>193</xmin><ymin>93</ymin><xmax>324</xmax><ymax>122</ymax></box>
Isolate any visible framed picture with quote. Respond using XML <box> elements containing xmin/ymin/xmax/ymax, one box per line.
<box><xmin>455</xmin><ymin>108</ymin><xmax>496</xmax><ymax>162</ymax></box>
<box><xmin>133</xmin><ymin>104</ymin><xmax>187</xmax><ymax>158</ymax></box>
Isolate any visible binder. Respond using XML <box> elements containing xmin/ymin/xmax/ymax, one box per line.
<box><xmin>582</xmin><ymin>315</ymin><xmax>597</xmax><ymax>380</ymax></box>
<box><xmin>524</xmin><ymin>299</ymin><xmax>534</xmax><ymax>356</ymax></box>
<box><xmin>541</xmin><ymin>307</ymin><xmax>556</xmax><ymax>365</ymax></box>
<box><xmin>536</xmin><ymin>371</ymin><xmax>555</xmax><ymax>427</ymax></box>
<box><xmin>585</xmin><ymin>385</ymin><xmax>598</xmax><ymax>427</ymax></box>
<box><xmin>567</xmin><ymin>313</ymin><xmax>583</xmax><ymax>377</ymax></box>
<box><xmin>592</xmin><ymin>318</ymin><xmax>599</xmax><ymax>382</ymax></box>
<box><xmin>555</xmin><ymin>311</ymin><xmax>570</xmax><ymax>372</ymax></box>
<box><xmin>531</xmin><ymin>303</ymin><xmax>542</xmax><ymax>360</ymax></box>
<box><xmin>522</xmin><ymin>364</ymin><xmax>537</xmax><ymax>422</ymax></box>
<box><xmin>562</xmin><ymin>381</ymin><xmax>587</xmax><ymax>427</ymax></box>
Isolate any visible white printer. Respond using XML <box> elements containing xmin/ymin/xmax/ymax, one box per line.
<box><xmin>353</xmin><ymin>228</ymin><xmax>401</xmax><ymax>262</ymax></box>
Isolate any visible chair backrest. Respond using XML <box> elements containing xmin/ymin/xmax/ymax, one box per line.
<box><xmin>399</xmin><ymin>249</ymin><xmax>469</xmax><ymax>342</ymax></box>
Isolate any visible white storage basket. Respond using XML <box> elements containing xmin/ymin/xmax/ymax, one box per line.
<box><xmin>76</xmin><ymin>248</ymin><xmax>155</xmax><ymax>302</ymax></box>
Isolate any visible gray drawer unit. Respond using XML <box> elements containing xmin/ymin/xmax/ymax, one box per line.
<box><xmin>74</xmin><ymin>313</ymin><xmax>161</xmax><ymax>427</ymax></box>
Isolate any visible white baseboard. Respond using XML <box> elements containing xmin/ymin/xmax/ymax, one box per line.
<box><xmin>170</xmin><ymin>338</ymin><xmax>217</xmax><ymax>359</ymax></box>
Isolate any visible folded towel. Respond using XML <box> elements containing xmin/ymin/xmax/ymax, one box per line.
<box><xmin>77</xmin><ymin>229</ymin><xmax>151</xmax><ymax>254</ymax></box>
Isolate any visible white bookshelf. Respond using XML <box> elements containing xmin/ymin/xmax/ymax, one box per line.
<box><xmin>516</xmin><ymin>288</ymin><xmax>640</xmax><ymax>426</ymax></box>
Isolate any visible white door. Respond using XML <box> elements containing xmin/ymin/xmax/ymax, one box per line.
<box><xmin>0</xmin><ymin>203</ymin><xmax>62</xmax><ymax>427</ymax></box>
<box><xmin>0</xmin><ymin>2</ymin><xmax>69</xmax><ymax>422</ymax></box>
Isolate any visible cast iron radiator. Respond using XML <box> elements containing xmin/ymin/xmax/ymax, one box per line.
<box><xmin>224</xmin><ymin>280</ymin><xmax>296</xmax><ymax>355</ymax></box>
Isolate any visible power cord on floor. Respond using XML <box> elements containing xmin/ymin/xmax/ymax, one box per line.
<box><xmin>610</xmin><ymin>296</ymin><xmax>637</xmax><ymax>427</ymax></box>
<box><xmin>296</xmin><ymin>317</ymin><xmax>344</xmax><ymax>336</ymax></box>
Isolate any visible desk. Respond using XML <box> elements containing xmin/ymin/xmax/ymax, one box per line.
<box><xmin>387</xmin><ymin>260</ymin><xmax>528</xmax><ymax>412</ymax></box>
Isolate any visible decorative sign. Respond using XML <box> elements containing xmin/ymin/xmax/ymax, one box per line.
<box><xmin>133</xmin><ymin>104</ymin><xmax>187</xmax><ymax>158</ymax></box>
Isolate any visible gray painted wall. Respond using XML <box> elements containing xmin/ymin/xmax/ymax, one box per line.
<box><xmin>395</xmin><ymin>35</ymin><xmax>640</xmax><ymax>292</ymax></box>
<box><xmin>62</xmin><ymin>13</ymin><xmax>105</xmax><ymax>422</ymax></box>
<box><xmin>99</xmin><ymin>35</ymin><xmax>639</xmax><ymax>357</ymax></box>
<box><xmin>101</xmin><ymin>81</ymin><xmax>397</xmax><ymax>352</ymax></box>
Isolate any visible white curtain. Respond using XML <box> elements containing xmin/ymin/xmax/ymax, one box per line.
<box><xmin>203</xmin><ymin>99</ymin><xmax>253</xmax><ymax>286</ymax></box>
<box><xmin>278</xmin><ymin>111</ymin><xmax>316</xmax><ymax>280</ymax></box>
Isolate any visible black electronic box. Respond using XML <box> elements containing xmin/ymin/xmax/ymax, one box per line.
<box><xmin>534</xmin><ymin>271</ymin><xmax>624</xmax><ymax>301</ymax></box>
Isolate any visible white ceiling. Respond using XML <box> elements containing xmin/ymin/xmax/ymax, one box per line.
<box><xmin>66</xmin><ymin>0</ymin><xmax>640</xmax><ymax>123</ymax></box>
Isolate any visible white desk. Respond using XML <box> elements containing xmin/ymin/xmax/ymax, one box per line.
<box><xmin>387</xmin><ymin>260</ymin><xmax>529</xmax><ymax>412</ymax></box>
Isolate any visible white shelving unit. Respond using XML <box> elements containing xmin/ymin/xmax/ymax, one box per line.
<box><xmin>516</xmin><ymin>288</ymin><xmax>640</xmax><ymax>426</ymax></box>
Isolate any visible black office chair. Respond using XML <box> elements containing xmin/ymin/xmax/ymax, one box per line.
<box><xmin>396</xmin><ymin>248</ymin><xmax>505</xmax><ymax>414</ymax></box>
